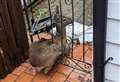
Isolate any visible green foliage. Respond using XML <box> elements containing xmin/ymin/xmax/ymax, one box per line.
<box><xmin>34</xmin><ymin>9</ymin><xmax>48</xmax><ymax>20</ymax></box>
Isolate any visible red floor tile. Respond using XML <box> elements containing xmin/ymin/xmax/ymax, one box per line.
<box><xmin>84</xmin><ymin>45</ymin><xmax>92</xmax><ymax>59</ymax></box>
<box><xmin>67</xmin><ymin>78</ymin><xmax>81</xmax><ymax>82</ymax></box>
<box><xmin>33</xmin><ymin>73</ymin><xmax>52</xmax><ymax>82</ymax></box>
<box><xmin>1</xmin><ymin>74</ymin><xmax>18</xmax><ymax>82</ymax></box>
<box><xmin>74</xmin><ymin>69</ymin><xmax>88</xmax><ymax>78</ymax></box>
<box><xmin>84</xmin><ymin>74</ymin><xmax>92</xmax><ymax>82</ymax></box>
<box><xmin>50</xmin><ymin>72</ymin><xmax>67</xmax><ymax>82</ymax></box>
<box><xmin>32</xmin><ymin>33</ymin><xmax>51</xmax><ymax>42</ymax></box>
<box><xmin>67</xmin><ymin>69</ymin><xmax>89</xmax><ymax>82</ymax></box>
<box><xmin>16</xmin><ymin>73</ymin><xmax>34</xmax><ymax>82</ymax></box>
<box><xmin>80</xmin><ymin>56</ymin><xmax>93</xmax><ymax>64</ymax></box>
<box><xmin>72</xmin><ymin>45</ymin><xmax>83</xmax><ymax>59</ymax></box>
<box><xmin>56</xmin><ymin>64</ymin><xmax>73</xmax><ymax>76</ymax></box>
<box><xmin>12</xmin><ymin>66</ymin><xmax>27</xmax><ymax>76</ymax></box>
<box><xmin>67</xmin><ymin>70</ymin><xmax>81</xmax><ymax>82</ymax></box>
<box><xmin>21</xmin><ymin>63</ymin><xmax>32</xmax><ymax>68</ymax></box>
<box><xmin>47</xmin><ymin>65</ymin><xmax>58</xmax><ymax>76</ymax></box>
<box><xmin>63</xmin><ymin>58</ymin><xmax>79</xmax><ymax>67</ymax></box>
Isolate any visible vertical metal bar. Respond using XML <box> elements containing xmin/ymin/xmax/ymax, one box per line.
<box><xmin>30</xmin><ymin>0</ymin><xmax>39</xmax><ymax>41</ymax></box>
<box><xmin>71</xmin><ymin>0</ymin><xmax>74</xmax><ymax>58</ymax></box>
<box><xmin>83</xmin><ymin>0</ymin><xmax>85</xmax><ymax>62</ymax></box>
<box><xmin>30</xmin><ymin>0</ymin><xmax>34</xmax><ymax>19</ymax></box>
<box><xmin>93</xmin><ymin>0</ymin><xmax>108</xmax><ymax>81</ymax></box>
<box><xmin>59</xmin><ymin>0</ymin><xmax>64</xmax><ymax>56</ymax></box>
<box><xmin>37</xmin><ymin>33</ymin><xmax>41</xmax><ymax>41</ymax></box>
<box><xmin>23</xmin><ymin>0</ymin><xmax>31</xmax><ymax>32</ymax></box>
<box><xmin>48</xmin><ymin>0</ymin><xmax>53</xmax><ymax>42</ymax></box>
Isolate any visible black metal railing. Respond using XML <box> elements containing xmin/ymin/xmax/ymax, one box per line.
<box><xmin>22</xmin><ymin>0</ymin><xmax>93</xmax><ymax>73</ymax></box>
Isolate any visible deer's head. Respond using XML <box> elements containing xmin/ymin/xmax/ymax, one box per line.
<box><xmin>53</xmin><ymin>5</ymin><xmax>72</xmax><ymax>37</ymax></box>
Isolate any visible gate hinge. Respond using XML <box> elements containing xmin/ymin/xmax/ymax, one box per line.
<box><xmin>104</xmin><ymin>57</ymin><xmax>114</xmax><ymax>66</ymax></box>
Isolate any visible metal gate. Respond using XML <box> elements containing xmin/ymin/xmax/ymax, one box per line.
<box><xmin>0</xmin><ymin>0</ymin><xmax>29</xmax><ymax>78</ymax></box>
<box><xmin>22</xmin><ymin>0</ymin><xmax>93</xmax><ymax>76</ymax></box>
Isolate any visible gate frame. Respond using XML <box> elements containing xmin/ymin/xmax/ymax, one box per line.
<box><xmin>93</xmin><ymin>0</ymin><xmax>108</xmax><ymax>82</ymax></box>
<box><xmin>22</xmin><ymin>0</ymin><xmax>108</xmax><ymax>82</ymax></box>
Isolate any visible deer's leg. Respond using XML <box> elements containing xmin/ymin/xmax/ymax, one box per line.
<box><xmin>43</xmin><ymin>66</ymin><xmax>52</xmax><ymax>74</ymax></box>
<box><xmin>35</xmin><ymin>66</ymin><xmax>44</xmax><ymax>73</ymax></box>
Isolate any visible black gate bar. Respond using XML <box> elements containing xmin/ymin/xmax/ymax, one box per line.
<box><xmin>83</xmin><ymin>0</ymin><xmax>86</xmax><ymax>62</ymax></box>
<box><xmin>59</xmin><ymin>0</ymin><xmax>64</xmax><ymax>56</ymax></box>
<box><xmin>48</xmin><ymin>0</ymin><xmax>54</xmax><ymax>42</ymax></box>
<box><xmin>71</xmin><ymin>0</ymin><xmax>74</xmax><ymax>58</ymax></box>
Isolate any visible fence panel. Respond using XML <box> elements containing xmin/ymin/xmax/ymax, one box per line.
<box><xmin>0</xmin><ymin>0</ymin><xmax>29</xmax><ymax>78</ymax></box>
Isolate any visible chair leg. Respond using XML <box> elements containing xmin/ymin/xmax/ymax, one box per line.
<box><xmin>37</xmin><ymin>33</ymin><xmax>41</xmax><ymax>41</ymax></box>
<box><xmin>30</xmin><ymin>35</ymin><xmax>33</xmax><ymax>43</ymax></box>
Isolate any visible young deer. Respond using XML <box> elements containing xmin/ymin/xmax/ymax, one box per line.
<box><xmin>28</xmin><ymin>5</ymin><xmax>72</xmax><ymax>75</ymax></box>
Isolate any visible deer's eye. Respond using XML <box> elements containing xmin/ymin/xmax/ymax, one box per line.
<box><xmin>63</xmin><ymin>18</ymin><xmax>66</xmax><ymax>21</ymax></box>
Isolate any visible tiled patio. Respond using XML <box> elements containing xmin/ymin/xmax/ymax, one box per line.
<box><xmin>0</xmin><ymin>33</ymin><xmax>92</xmax><ymax>82</ymax></box>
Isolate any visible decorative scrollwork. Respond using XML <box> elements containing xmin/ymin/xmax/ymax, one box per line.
<box><xmin>65</xmin><ymin>0</ymin><xmax>72</xmax><ymax>5</ymax></box>
<box><xmin>84</xmin><ymin>64</ymin><xmax>92</xmax><ymax>69</ymax></box>
<box><xmin>58</xmin><ymin>57</ymin><xmax>70</xmax><ymax>65</ymax></box>
<box><xmin>63</xmin><ymin>58</ymin><xmax>70</xmax><ymax>65</ymax></box>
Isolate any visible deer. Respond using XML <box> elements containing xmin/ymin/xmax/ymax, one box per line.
<box><xmin>28</xmin><ymin>5</ymin><xmax>72</xmax><ymax>75</ymax></box>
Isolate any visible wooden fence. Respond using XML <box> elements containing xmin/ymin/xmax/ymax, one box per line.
<box><xmin>0</xmin><ymin>0</ymin><xmax>29</xmax><ymax>78</ymax></box>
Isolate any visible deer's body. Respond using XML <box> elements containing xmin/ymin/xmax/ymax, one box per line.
<box><xmin>29</xmin><ymin>5</ymin><xmax>72</xmax><ymax>74</ymax></box>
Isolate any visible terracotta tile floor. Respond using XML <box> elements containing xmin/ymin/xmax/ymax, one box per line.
<box><xmin>0</xmin><ymin>33</ymin><xmax>92</xmax><ymax>82</ymax></box>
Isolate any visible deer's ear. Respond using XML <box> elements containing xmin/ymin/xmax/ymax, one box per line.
<box><xmin>56</xmin><ymin>5</ymin><xmax>59</xmax><ymax>15</ymax></box>
<box><xmin>63</xmin><ymin>18</ymin><xmax>66</xmax><ymax>21</ymax></box>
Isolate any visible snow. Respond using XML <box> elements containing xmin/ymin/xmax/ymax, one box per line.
<box><xmin>66</xmin><ymin>22</ymin><xmax>93</xmax><ymax>43</ymax></box>
<box><xmin>51</xmin><ymin>22</ymin><xmax>93</xmax><ymax>43</ymax></box>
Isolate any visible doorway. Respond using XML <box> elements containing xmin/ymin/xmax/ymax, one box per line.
<box><xmin>22</xmin><ymin>0</ymin><xmax>93</xmax><ymax>81</ymax></box>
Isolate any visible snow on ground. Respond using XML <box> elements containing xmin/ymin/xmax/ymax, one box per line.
<box><xmin>51</xmin><ymin>22</ymin><xmax>93</xmax><ymax>43</ymax></box>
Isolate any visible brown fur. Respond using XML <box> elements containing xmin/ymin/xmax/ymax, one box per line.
<box><xmin>29</xmin><ymin>38</ymin><xmax>70</xmax><ymax>74</ymax></box>
<box><xmin>29</xmin><ymin>5</ymin><xmax>72</xmax><ymax>74</ymax></box>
